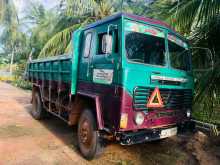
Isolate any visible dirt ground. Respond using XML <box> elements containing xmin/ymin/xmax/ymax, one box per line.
<box><xmin>0</xmin><ymin>82</ymin><xmax>219</xmax><ymax>165</ymax></box>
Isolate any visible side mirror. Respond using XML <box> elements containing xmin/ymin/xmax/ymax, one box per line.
<box><xmin>102</xmin><ymin>34</ymin><xmax>112</xmax><ymax>54</ymax></box>
<box><xmin>191</xmin><ymin>47</ymin><xmax>214</xmax><ymax>72</ymax></box>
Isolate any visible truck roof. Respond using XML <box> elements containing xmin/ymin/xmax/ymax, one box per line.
<box><xmin>83</xmin><ymin>12</ymin><xmax>175</xmax><ymax>32</ymax></box>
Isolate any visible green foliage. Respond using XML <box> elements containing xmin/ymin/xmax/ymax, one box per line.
<box><xmin>168</xmin><ymin>0</ymin><xmax>220</xmax><ymax>34</ymax></box>
<box><xmin>0</xmin><ymin>0</ymin><xmax>18</xmax><ymax>25</ymax></box>
<box><xmin>26</xmin><ymin>2</ymin><xmax>60</xmax><ymax>58</ymax></box>
<box><xmin>142</xmin><ymin>0</ymin><xmax>172</xmax><ymax>19</ymax></box>
<box><xmin>12</xmin><ymin>62</ymin><xmax>32</xmax><ymax>90</ymax></box>
<box><xmin>0</xmin><ymin>0</ymin><xmax>29</xmax><ymax>69</ymax></box>
<box><xmin>167</xmin><ymin>0</ymin><xmax>220</xmax><ymax>123</ymax></box>
<box><xmin>38</xmin><ymin>23</ymin><xmax>81</xmax><ymax>57</ymax></box>
<box><xmin>0</xmin><ymin>54</ymin><xmax>9</xmax><ymax>64</ymax></box>
<box><xmin>38</xmin><ymin>0</ymin><xmax>117</xmax><ymax>57</ymax></box>
<box><xmin>63</xmin><ymin>0</ymin><xmax>95</xmax><ymax>16</ymax></box>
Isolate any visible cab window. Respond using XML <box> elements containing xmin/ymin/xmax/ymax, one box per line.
<box><xmin>97</xmin><ymin>30</ymin><xmax>118</xmax><ymax>55</ymax></box>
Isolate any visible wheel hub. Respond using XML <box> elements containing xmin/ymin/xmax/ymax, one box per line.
<box><xmin>80</xmin><ymin>119</ymin><xmax>92</xmax><ymax>147</ymax></box>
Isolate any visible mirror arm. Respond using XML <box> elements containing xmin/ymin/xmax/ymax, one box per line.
<box><xmin>107</xmin><ymin>24</ymin><xmax>118</xmax><ymax>36</ymax></box>
<box><xmin>104</xmin><ymin>24</ymin><xmax>118</xmax><ymax>61</ymax></box>
<box><xmin>190</xmin><ymin>46</ymin><xmax>214</xmax><ymax>70</ymax></box>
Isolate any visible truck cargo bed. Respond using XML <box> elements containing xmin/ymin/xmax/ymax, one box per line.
<box><xmin>27</xmin><ymin>54</ymin><xmax>72</xmax><ymax>83</ymax></box>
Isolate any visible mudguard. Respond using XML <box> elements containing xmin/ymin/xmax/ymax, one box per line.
<box><xmin>77</xmin><ymin>91</ymin><xmax>104</xmax><ymax>130</ymax></box>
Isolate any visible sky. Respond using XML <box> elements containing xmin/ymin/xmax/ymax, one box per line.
<box><xmin>13</xmin><ymin>0</ymin><xmax>59</xmax><ymax>19</ymax></box>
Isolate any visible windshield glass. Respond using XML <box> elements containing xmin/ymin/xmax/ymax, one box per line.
<box><xmin>125</xmin><ymin>21</ymin><xmax>166</xmax><ymax>66</ymax></box>
<box><xmin>168</xmin><ymin>34</ymin><xmax>190</xmax><ymax>71</ymax></box>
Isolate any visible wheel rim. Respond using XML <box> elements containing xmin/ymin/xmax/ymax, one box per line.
<box><xmin>79</xmin><ymin>118</ymin><xmax>93</xmax><ymax>148</ymax></box>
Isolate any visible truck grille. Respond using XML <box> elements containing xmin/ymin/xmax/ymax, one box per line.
<box><xmin>133</xmin><ymin>86</ymin><xmax>192</xmax><ymax>111</ymax></box>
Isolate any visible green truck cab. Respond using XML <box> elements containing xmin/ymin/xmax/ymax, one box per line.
<box><xmin>26</xmin><ymin>13</ymin><xmax>194</xmax><ymax>159</ymax></box>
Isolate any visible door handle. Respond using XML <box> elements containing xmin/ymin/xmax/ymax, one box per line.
<box><xmin>152</xmin><ymin>71</ymin><xmax>161</xmax><ymax>75</ymax></box>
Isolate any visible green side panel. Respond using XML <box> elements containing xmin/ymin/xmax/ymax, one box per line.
<box><xmin>71</xmin><ymin>29</ymin><xmax>82</xmax><ymax>94</ymax></box>
<box><xmin>27</xmin><ymin>55</ymin><xmax>72</xmax><ymax>83</ymax></box>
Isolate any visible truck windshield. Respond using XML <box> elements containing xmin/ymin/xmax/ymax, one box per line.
<box><xmin>168</xmin><ymin>34</ymin><xmax>190</xmax><ymax>71</ymax></box>
<box><xmin>125</xmin><ymin>31</ymin><xmax>165</xmax><ymax>66</ymax></box>
<box><xmin>124</xmin><ymin>21</ymin><xmax>191</xmax><ymax>71</ymax></box>
<box><xmin>125</xmin><ymin>21</ymin><xmax>166</xmax><ymax>66</ymax></box>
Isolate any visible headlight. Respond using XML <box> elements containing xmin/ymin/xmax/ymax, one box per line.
<box><xmin>186</xmin><ymin>109</ymin><xmax>191</xmax><ymax>118</ymax></box>
<box><xmin>134</xmin><ymin>112</ymin><xmax>145</xmax><ymax>125</ymax></box>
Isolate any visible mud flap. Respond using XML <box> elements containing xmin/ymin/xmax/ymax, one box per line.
<box><xmin>176</xmin><ymin>120</ymin><xmax>196</xmax><ymax>133</ymax></box>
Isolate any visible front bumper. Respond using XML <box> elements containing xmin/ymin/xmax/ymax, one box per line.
<box><xmin>117</xmin><ymin>121</ymin><xmax>195</xmax><ymax>145</ymax></box>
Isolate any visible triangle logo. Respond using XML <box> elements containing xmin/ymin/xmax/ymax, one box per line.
<box><xmin>146</xmin><ymin>87</ymin><xmax>164</xmax><ymax>108</ymax></box>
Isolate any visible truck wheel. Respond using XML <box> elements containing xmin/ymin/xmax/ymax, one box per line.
<box><xmin>32</xmin><ymin>91</ymin><xmax>46</xmax><ymax>120</ymax></box>
<box><xmin>78</xmin><ymin>109</ymin><xmax>103</xmax><ymax>160</ymax></box>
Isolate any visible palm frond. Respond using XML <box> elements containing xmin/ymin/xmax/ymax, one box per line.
<box><xmin>191</xmin><ymin>14</ymin><xmax>220</xmax><ymax>121</ymax></box>
<box><xmin>169</xmin><ymin>0</ymin><xmax>200</xmax><ymax>33</ymax></box>
<box><xmin>64</xmin><ymin>41</ymin><xmax>72</xmax><ymax>53</ymax></box>
<box><xmin>193</xmin><ymin>64</ymin><xmax>220</xmax><ymax>121</ymax></box>
<box><xmin>169</xmin><ymin>0</ymin><xmax>220</xmax><ymax>34</ymax></box>
<box><xmin>64</xmin><ymin>0</ymin><xmax>95</xmax><ymax>16</ymax></box>
<box><xmin>38</xmin><ymin>23</ymin><xmax>81</xmax><ymax>58</ymax></box>
<box><xmin>93</xmin><ymin>1</ymin><xmax>114</xmax><ymax>20</ymax></box>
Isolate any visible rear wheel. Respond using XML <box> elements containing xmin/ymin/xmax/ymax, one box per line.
<box><xmin>32</xmin><ymin>90</ymin><xmax>46</xmax><ymax>120</ymax></box>
<box><xmin>77</xmin><ymin>109</ymin><xmax>104</xmax><ymax>160</ymax></box>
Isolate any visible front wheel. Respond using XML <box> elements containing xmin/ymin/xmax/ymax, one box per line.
<box><xmin>77</xmin><ymin>109</ymin><xmax>104</xmax><ymax>160</ymax></box>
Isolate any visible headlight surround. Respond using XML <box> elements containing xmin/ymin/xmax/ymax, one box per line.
<box><xmin>134</xmin><ymin>112</ymin><xmax>145</xmax><ymax>125</ymax></box>
<box><xmin>186</xmin><ymin>109</ymin><xmax>191</xmax><ymax>118</ymax></box>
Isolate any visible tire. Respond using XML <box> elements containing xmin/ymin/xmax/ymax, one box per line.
<box><xmin>32</xmin><ymin>90</ymin><xmax>46</xmax><ymax>120</ymax></box>
<box><xmin>77</xmin><ymin>109</ymin><xmax>104</xmax><ymax>160</ymax></box>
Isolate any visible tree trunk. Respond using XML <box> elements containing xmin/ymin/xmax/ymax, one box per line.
<box><xmin>9</xmin><ymin>48</ymin><xmax>14</xmax><ymax>74</ymax></box>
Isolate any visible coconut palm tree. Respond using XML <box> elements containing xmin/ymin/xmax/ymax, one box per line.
<box><xmin>168</xmin><ymin>0</ymin><xmax>220</xmax><ymax>122</ymax></box>
<box><xmin>0</xmin><ymin>0</ymin><xmax>25</xmax><ymax>73</ymax></box>
<box><xmin>24</xmin><ymin>2</ymin><xmax>61</xmax><ymax>59</ymax></box>
<box><xmin>191</xmin><ymin>14</ymin><xmax>220</xmax><ymax>123</ymax></box>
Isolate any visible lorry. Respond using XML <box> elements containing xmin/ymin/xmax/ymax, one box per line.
<box><xmin>26</xmin><ymin>13</ymin><xmax>194</xmax><ymax>159</ymax></box>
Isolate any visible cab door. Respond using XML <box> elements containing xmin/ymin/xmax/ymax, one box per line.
<box><xmin>91</xmin><ymin>26</ymin><xmax>119</xmax><ymax>85</ymax></box>
<box><xmin>78</xmin><ymin>30</ymin><xmax>95</xmax><ymax>81</ymax></box>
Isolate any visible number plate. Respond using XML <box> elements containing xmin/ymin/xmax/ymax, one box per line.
<box><xmin>160</xmin><ymin>127</ymin><xmax>177</xmax><ymax>138</ymax></box>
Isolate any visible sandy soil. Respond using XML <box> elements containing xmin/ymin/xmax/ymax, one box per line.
<box><xmin>0</xmin><ymin>81</ymin><xmax>219</xmax><ymax>165</ymax></box>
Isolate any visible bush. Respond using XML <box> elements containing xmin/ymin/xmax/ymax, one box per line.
<box><xmin>12</xmin><ymin>62</ymin><xmax>32</xmax><ymax>90</ymax></box>
<box><xmin>12</xmin><ymin>78</ymin><xmax>32</xmax><ymax>90</ymax></box>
